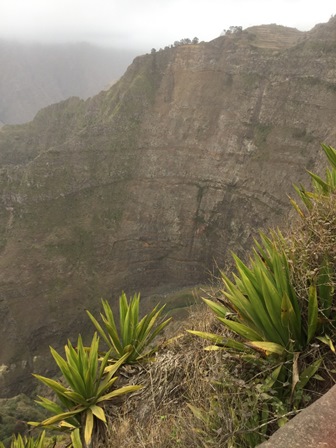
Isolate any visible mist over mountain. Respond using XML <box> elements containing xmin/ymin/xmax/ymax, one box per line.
<box><xmin>0</xmin><ymin>40</ymin><xmax>138</xmax><ymax>124</ymax></box>
<box><xmin>0</xmin><ymin>17</ymin><xmax>336</xmax><ymax>396</ymax></box>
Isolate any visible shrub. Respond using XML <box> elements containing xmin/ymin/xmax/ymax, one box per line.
<box><xmin>29</xmin><ymin>333</ymin><xmax>141</xmax><ymax>447</ymax></box>
<box><xmin>87</xmin><ymin>292</ymin><xmax>171</xmax><ymax>364</ymax></box>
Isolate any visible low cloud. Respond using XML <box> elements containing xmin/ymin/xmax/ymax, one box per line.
<box><xmin>0</xmin><ymin>0</ymin><xmax>334</xmax><ymax>50</ymax></box>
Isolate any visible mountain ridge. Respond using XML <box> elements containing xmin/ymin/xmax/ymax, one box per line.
<box><xmin>0</xmin><ymin>40</ymin><xmax>138</xmax><ymax>124</ymax></box>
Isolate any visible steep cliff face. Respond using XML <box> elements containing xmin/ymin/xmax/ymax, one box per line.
<box><xmin>1</xmin><ymin>20</ymin><xmax>336</xmax><ymax>396</ymax></box>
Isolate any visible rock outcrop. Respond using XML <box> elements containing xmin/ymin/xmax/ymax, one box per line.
<box><xmin>1</xmin><ymin>19</ymin><xmax>336</xmax><ymax>396</ymax></box>
<box><xmin>258</xmin><ymin>385</ymin><xmax>336</xmax><ymax>447</ymax></box>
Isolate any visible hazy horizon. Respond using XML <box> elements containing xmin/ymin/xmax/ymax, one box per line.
<box><xmin>1</xmin><ymin>0</ymin><xmax>335</xmax><ymax>52</ymax></box>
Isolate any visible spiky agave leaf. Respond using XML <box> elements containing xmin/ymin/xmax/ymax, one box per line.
<box><xmin>84</xmin><ymin>408</ymin><xmax>94</xmax><ymax>446</ymax></box>
<box><xmin>186</xmin><ymin>329</ymin><xmax>248</xmax><ymax>351</ymax></box>
<box><xmin>317</xmin><ymin>258</ymin><xmax>333</xmax><ymax>321</ymax></box>
<box><xmin>321</xmin><ymin>143</ymin><xmax>336</xmax><ymax>169</ymax></box>
<box><xmin>307</xmin><ymin>285</ymin><xmax>318</xmax><ymax>343</ymax></box>
<box><xmin>70</xmin><ymin>428</ymin><xmax>83</xmax><ymax>448</ymax></box>
<box><xmin>97</xmin><ymin>384</ymin><xmax>142</xmax><ymax>403</ymax></box>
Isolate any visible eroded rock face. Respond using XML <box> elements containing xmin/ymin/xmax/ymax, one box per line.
<box><xmin>1</xmin><ymin>20</ymin><xmax>336</xmax><ymax>396</ymax></box>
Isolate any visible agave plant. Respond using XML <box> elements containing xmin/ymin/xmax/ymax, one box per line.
<box><xmin>29</xmin><ymin>333</ymin><xmax>141</xmax><ymax>447</ymax></box>
<box><xmin>188</xmin><ymin>232</ymin><xmax>333</xmax><ymax>402</ymax></box>
<box><xmin>87</xmin><ymin>292</ymin><xmax>172</xmax><ymax>363</ymax></box>
<box><xmin>0</xmin><ymin>431</ymin><xmax>46</xmax><ymax>448</ymax></box>
<box><xmin>290</xmin><ymin>144</ymin><xmax>336</xmax><ymax>215</ymax></box>
<box><xmin>190</xmin><ymin>233</ymin><xmax>319</xmax><ymax>354</ymax></box>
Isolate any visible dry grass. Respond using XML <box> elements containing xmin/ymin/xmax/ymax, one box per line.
<box><xmin>89</xmin><ymin>307</ymin><xmax>274</xmax><ymax>448</ymax></box>
<box><xmin>278</xmin><ymin>193</ymin><xmax>336</xmax><ymax>335</ymax></box>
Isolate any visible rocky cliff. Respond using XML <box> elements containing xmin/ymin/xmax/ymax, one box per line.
<box><xmin>1</xmin><ymin>19</ymin><xmax>336</xmax><ymax>396</ymax></box>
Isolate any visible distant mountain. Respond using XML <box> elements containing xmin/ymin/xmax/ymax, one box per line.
<box><xmin>1</xmin><ymin>18</ymin><xmax>336</xmax><ymax>397</ymax></box>
<box><xmin>0</xmin><ymin>40</ymin><xmax>138</xmax><ymax>124</ymax></box>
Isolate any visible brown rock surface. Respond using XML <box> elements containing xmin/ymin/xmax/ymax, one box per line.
<box><xmin>1</xmin><ymin>19</ymin><xmax>336</xmax><ymax>396</ymax></box>
<box><xmin>258</xmin><ymin>385</ymin><xmax>336</xmax><ymax>447</ymax></box>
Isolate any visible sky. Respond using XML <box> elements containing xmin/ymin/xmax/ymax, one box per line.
<box><xmin>0</xmin><ymin>0</ymin><xmax>335</xmax><ymax>51</ymax></box>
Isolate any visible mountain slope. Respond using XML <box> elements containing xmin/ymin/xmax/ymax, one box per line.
<box><xmin>0</xmin><ymin>40</ymin><xmax>138</xmax><ymax>124</ymax></box>
<box><xmin>1</xmin><ymin>19</ymin><xmax>336</xmax><ymax>396</ymax></box>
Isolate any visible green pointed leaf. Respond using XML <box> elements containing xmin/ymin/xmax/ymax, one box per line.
<box><xmin>293</xmin><ymin>184</ymin><xmax>313</xmax><ymax>210</ymax></box>
<box><xmin>34</xmin><ymin>396</ymin><xmax>65</xmax><ymax>415</ymax></box>
<box><xmin>307</xmin><ymin>171</ymin><xmax>331</xmax><ymax>194</ymax></box>
<box><xmin>100</xmin><ymin>300</ymin><xmax>123</xmax><ymax>355</ymax></box>
<box><xmin>259</xmin><ymin>270</ymin><xmax>287</xmax><ymax>345</ymax></box>
<box><xmin>98</xmin><ymin>347</ymin><xmax>113</xmax><ymax>380</ymax></box>
<box><xmin>247</xmin><ymin>341</ymin><xmax>285</xmax><ymax>356</ymax></box>
<box><xmin>321</xmin><ymin>144</ymin><xmax>336</xmax><ymax>170</ymax></box>
<box><xmin>281</xmin><ymin>293</ymin><xmax>301</xmax><ymax>346</ymax></box>
<box><xmin>136</xmin><ymin>317</ymin><xmax>172</xmax><ymax>357</ymax></box>
<box><xmin>316</xmin><ymin>335</ymin><xmax>335</xmax><ymax>352</ymax></box>
<box><xmin>204</xmin><ymin>345</ymin><xmax>222</xmax><ymax>351</ymax></box>
<box><xmin>307</xmin><ymin>285</ymin><xmax>318</xmax><ymax>343</ymax></box>
<box><xmin>84</xmin><ymin>409</ymin><xmax>94</xmax><ymax>446</ymax></box>
<box><xmin>101</xmin><ymin>317</ymin><xmax>123</xmax><ymax>356</ymax></box>
<box><xmin>97</xmin><ymin>385</ymin><xmax>142</xmax><ymax>403</ymax></box>
<box><xmin>202</xmin><ymin>298</ymin><xmax>228</xmax><ymax>318</ymax></box>
<box><xmin>103</xmin><ymin>352</ymin><xmax>130</xmax><ymax>375</ymax></box>
<box><xmin>91</xmin><ymin>404</ymin><xmax>106</xmax><ymax>423</ymax></box>
<box><xmin>222</xmin><ymin>274</ymin><xmax>267</xmax><ymax>334</ymax></box>
<box><xmin>318</xmin><ymin>259</ymin><xmax>333</xmax><ymax>319</ymax></box>
<box><xmin>59</xmin><ymin>421</ymin><xmax>78</xmax><ymax>429</ymax></box>
<box><xmin>49</xmin><ymin>347</ymin><xmax>72</xmax><ymax>382</ymax></box>
<box><xmin>264</xmin><ymin>364</ymin><xmax>283</xmax><ymax>389</ymax></box>
<box><xmin>63</xmin><ymin>391</ymin><xmax>87</xmax><ymax>405</ymax></box>
<box><xmin>97</xmin><ymin>375</ymin><xmax>118</xmax><ymax>398</ymax></box>
<box><xmin>313</xmin><ymin>374</ymin><xmax>325</xmax><ymax>381</ymax></box>
<box><xmin>222</xmin><ymin>338</ymin><xmax>250</xmax><ymax>351</ymax></box>
<box><xmin>218</xmin><ymin>318</ymin><xmax>262</xmax><ymax>341</ymax></box>
<box><xmin>288</xmin><ymin>196</ymin><xmax>305</xmax><ymax>217</ymax></box>
<box><xmin>70</xmin><ymin>428</ymin><xmax>83</xmax><ymax>448</ymax></box>
<box><xmin>297</xmin><ymin>358</ymin><xmax>322</xmax><ymax>389</ymax></box>
<box><xmin>40</xmin><ymin>409</ymin><xmax>83</xmax><ymax>426</ymax></box>
<box><xmin>186</xmin><ymin>330</ymin><xmax>226</xmax><ymax>344</ymax></box>
<box><xmin>32</xmin><ymin>375</ymin><xmax>67</xmax><ymax>396</ymax></box>
<box><xmin>136</xmin><ymin>305</ymin><xmax>160</xmax><ymax>340</ymax></box>
<box><xmin>230</xmin><ymin>268</ymin><xmax>280</xmax><ymax>341</ymax></box>
<box><xmin>86</xmin><ymin>310</ymin><xmax>110</xmax><ymax>346</ymax></box>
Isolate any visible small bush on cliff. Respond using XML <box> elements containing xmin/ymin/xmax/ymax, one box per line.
<box><xmin>86</xmin><ymin>292</ymin><xmax>172</xmax><ymax>363</ymax></box>
<box><xmin>29</xmin><ymin>333</ymin><xmax>141</xmax><ymax>447</ymax></box>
